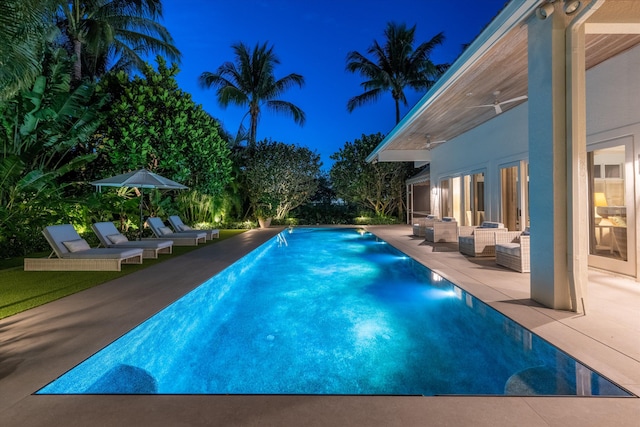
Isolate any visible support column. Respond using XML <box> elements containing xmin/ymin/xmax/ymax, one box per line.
<box><xmin>566</xmin><ymin>18</ymin><xmax>589</xmax><ymax>314</ymax></box>
<box><xmin>527</xmin><ymin>5</ymin><xmax>573</xmax><ymax>310</ymax></box>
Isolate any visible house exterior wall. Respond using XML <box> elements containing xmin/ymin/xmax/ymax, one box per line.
<box><xmin>428</xmin><ymin>102</ymin><xmax>528</xmax><ymax>222</ymax></box>
<box><xmin>586</xmin><ymin>44</ymin><xmax>640</xmax><ymax>278</ymax></box>
<box><xmin>426</xmin><ymin>44</ymin><xmax>640</xmax><ymax>281</ymax></box>
<box><xmin>586</xmin><ymin>45</ymin><xmax>640</xmax><ymax>134</ymax></box>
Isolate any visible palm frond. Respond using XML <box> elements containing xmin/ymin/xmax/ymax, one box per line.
<box><xmin>265</xmin><ymin>100</ymin><xmax>306</xmax><ymax>125</ymax></box>
<box><xmin>347</xmin><ymin>88</ymin><xmax>384</xmax><ymax>112</ymax></box>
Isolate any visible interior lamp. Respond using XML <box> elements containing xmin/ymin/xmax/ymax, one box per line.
<box><xmin>594</xmin><ymin>192</ymin><xmax>607</xmax><ymax>225</ymax></box>
<box><xmin>594</xmin><ymin>192</ymin><xmax>607</xmax><ymax>207</ymax></box>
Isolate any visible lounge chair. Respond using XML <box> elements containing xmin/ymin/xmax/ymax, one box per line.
<box><xmin>145</xmin><ymin>217</ymin><xmax>206</xmax><ymax>246</ymax></box>
<box><xmin>24</xmin><ymin>224</ymin><xmax>144</xmax><ymax>271</ymax></box>
<box><xmin>92</xmin><ymin>222</ymin><xmax>173</xmax><ymax>259</ymax></box>
<box><xmin>495</xmin><ymin>229</ymin><xmax>531</xmax><ymax>273</ymax></box>
<box><xmin>424</xmin><ymin>217</ymin><xmax>458</xmax><ymax>243</ymax></box>
<box><xmin>458</xmin><ymin>221</ymin><xmax>507</xmax><ymax>257</ymax></box>
<box><xmin>168</xmin><ymin>215</ymin><xmax>219</xmax><ymax>240</ymax></box>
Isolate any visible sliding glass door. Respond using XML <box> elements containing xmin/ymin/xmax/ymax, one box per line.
<box><xmin>439</xmin><ymin>178</ymin><xmax>451</xmax><ymax>218</ymax></box>
<box><xmin>500</xmin><ymin>162</ymin><xmax>528</xmax><ymax>231</ymax></box>
<box><xmin>463</xmin><ymin>172</ymin><xmax>485</xmax><ymax>225</ymax></box>
<box><xmin>588</xmin><ymin>139</ymin><xmax>635</xmax><ymax>276</ymax></box>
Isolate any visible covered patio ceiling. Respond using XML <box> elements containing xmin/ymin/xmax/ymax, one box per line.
<box><xmin>371</xmin><ymin>0</ymin><xmax>640</xmax><ymax>160</ymax></box>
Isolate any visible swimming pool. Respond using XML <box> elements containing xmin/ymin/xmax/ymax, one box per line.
<box><xmin>38</xmin><ymin>228</ymin><xmax>631</xmax><ymax>396</ymax></box>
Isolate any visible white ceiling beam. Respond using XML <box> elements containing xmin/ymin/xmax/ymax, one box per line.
<box><xmin>585</xmin><ymin>23</ymin><xmax>640</xmax><ymax>34</ymax></box>
<box><xmin>376</xmin><ymin>150</ymin><xmax>431</xmax><ymax>162</ymax></box>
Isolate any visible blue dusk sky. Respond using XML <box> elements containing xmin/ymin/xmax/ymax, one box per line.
<box><xmin>160</xmin><ymin>0</ymin><xmax>508</xmax><ymax>169</ymax></box>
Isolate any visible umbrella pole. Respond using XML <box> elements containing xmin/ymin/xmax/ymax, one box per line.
<box><xmin>139</xmin><ymin>188</ymin><xmax>144</xmax><ymax>241</ymax></box>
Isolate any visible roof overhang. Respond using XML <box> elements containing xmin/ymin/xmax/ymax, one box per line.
<box><xmin>367</xmin><ymin>0</ymin><xmax>640</xmax><ymax>163</ymax></box>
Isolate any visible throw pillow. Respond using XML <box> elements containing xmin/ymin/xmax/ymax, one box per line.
<box><xmin>107</xmin><ymin>233</ymin><xmax>128</xmax><ymax>244</ymax></box>
<box><xmin>179</xmin><ymin>224</ymin><xmax>192</xmax><ymax>231</ymax></box>
<box><xmin>63</xmin><ymin>239</ymin><xmax>91</xmax><ymax>252</ymax></box>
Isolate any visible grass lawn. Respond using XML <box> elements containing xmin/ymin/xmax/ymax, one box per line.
<box><xmin>0</xmin><ymin>229</ymin><xmax>247</xmax><ymax>320</ymax></box>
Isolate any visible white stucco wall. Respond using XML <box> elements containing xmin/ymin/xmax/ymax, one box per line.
<box><xmin>427</xmin><ymin>44</ymin><xmax>640</xmax><ymax>223</ymax></box>
<box><xmin>429</xmin><ymin>103</ymin><xmax>529</xmax><ymax>221</ymax></box>
<box><xmin>586</xmin><ymin>44</ymin><xmax>640</xmax><ymax>135</ymax></box>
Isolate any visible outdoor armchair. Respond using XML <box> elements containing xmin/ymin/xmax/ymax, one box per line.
<box><xmin>495</xmin><ymin>229</ymin><xmax>531</xmax><ymax>273</ymax></box>
<box><xmin>458</xmin><ymin>221</ymin><xmax>507</xmax><ymax>257</ymax></box>
<box><xmin>424</xmin><ymin>218</ymin><xmax>458</xmax><ymax>243</ymax></box>
<box><xmin>412</xmin><ymin>215</ymin><xmax>438</xmax><ymax>237</ymax></box>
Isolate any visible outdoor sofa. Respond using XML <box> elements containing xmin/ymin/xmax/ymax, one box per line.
<box><xmin>24</xmin><ymin>224</ymin><xmax>144</xmax><ymax>271</ymax></box>
<box><xmin>145</xmin><ymin>217</ymin><xmax>206</xmax><ymax>246</ymax></box>
<box><xmin>92</xmin><ymin>221</ymin><xmax>173</xmax><ymax>259</ymax></box>
<box><xmin>168</xmin><ymin>215</ymin><xmax>219</xmax><ymax>240</ymax></box>
<box><xmin>458</xmin><ymin>221</ymin><xmax>507</xmax><ymax>257</ymax></box>
<box><xmin>495</xmin><ymin>229</ymin><xmax>531</xmax><ymax>273</ymax></box>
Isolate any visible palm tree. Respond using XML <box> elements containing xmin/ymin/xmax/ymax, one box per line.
<box><xmin>0</xmin><ymin>0</ymin><xmax>56</xmax><ymax>100</ymax></box>
<box><xmin>346</xmin><ymin>22</ymin><xmax>448</xmax><ymax>124</ymax></box>
<box><xmin>199</xmin><ymin>42</ymin><xmax>306</xmax><ymax>145</ymax></box>
<box><xmin>55</xmin><ymin>0</ymin><xmax>181</xmax><ymax>82</ymax></box>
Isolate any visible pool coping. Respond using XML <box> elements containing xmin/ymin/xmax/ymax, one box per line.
<box><xmin>0</xmin><ymin>225</ymin><xmax>638</xmax><ymax>426</ymax></box>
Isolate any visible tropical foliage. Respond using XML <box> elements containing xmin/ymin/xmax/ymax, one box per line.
<box><xmin>330</xmin><ymin>133</ymin><xmax>413</xmax><ymax>218</ymax></box>
<box><xmin>0</xmin><ymin>47</ymin><xmax>107</xmax><ymax>255</ymax></box>
<box><xmin>346</xmin><ymin>22</ymin><xmax>448</xmax><ymax>123</ymax></box>
<box><xmin>0</xmin><ymin>0</ymin><xmax>56</xmax><ymax>100</ymax></box>
<box><xmin>199</xmin><ymin>42</ymin><xmax>305</xmax><ymax>144</ymax></box>
<box><xmin>96</xmin><ymin>57</ymin><xmax>233</xmax><ymax>196</ymax></box>
<box><xmin>55</xmin><ymin>0</ymin><xmax>181</xmax><ymax>82</ymax></box>
<box><xmin>244</xmin><ymin>139</ymin><xmax>321</xmax><ymax>220</ymax></box>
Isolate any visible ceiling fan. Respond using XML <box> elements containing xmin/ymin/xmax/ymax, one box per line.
<box><xmin>469</xmin><ymin>90</ymin><xmax>528</xmax><ymax>115</ymax></box>
<box><xmin>425</xmin><ymin>135</ymin><xmax>446</xmax><ymax>150</ymax></box>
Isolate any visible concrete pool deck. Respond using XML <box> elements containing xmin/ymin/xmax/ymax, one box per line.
<box><xmin>0</xmin><ymin>225</ymin><xmax>638</xmax><ymax>426</ymax></box>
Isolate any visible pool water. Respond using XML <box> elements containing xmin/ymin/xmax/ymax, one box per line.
<box><xmin>38</xmin><ymin>228</ymin><xmax>631</xmax><ymax>396</ymax></box>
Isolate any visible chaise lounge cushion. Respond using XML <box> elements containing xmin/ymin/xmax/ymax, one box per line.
<box><xmin>479</xmin><ymin>221</ymin><xmax>504</xmax><ymax>229</ymax></box>
<box><xmin>496</xmin><ymin>242</ymin><xmax>521</xmax><ymax>256</ymax></box>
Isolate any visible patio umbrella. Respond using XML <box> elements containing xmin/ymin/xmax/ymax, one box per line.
<box><xmin>91</xmin><ymin>169</ymin><xmax>188</xmax><ymax>239</ymax></box>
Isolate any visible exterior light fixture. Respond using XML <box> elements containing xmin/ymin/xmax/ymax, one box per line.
<box><xmin>536</xmin><ymin>2</ymin><xmax>555</xmax><ymax>20</ymax></box>
<box><xmin>563</xmin><ymin>0</ymin><xmax>581</xmax><ymax>14</ymax></box>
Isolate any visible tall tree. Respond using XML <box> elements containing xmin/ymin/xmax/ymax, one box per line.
<box><xmin>199</xmin><ymin>42</ymin><xmax>306</xmax><ymax>145</ymax></box>
<box><xmin>0</xmin><ymin>47</ymin><xmax>106</xmax><ymax>255</ymax></box>
<box><xmin>0</xmin><ymin>0</ymin><xmax>56</xmax><ymax>100</ymax></box>
<box><xmin>245</xmin><ymin>139</ymin><xmax>321</xmax><ymax>221</ymax></box>
<box><xmin>96</xmin><ymin>57</ymin><xmax>233</xmax><ymax>197</ymax></box>
<box><xmin>55</xmin><ymin>0</ymin><xmax>180</xmax><ymax>82</ymax></box>
<box><xmin>330</xmin><ymin>133</ymin><xmax>412</xmax><ymax>218</ymax></box>
<box><xmin>346</xmin><ymin>22</ymin><xmax>447</xmax><ymax>124</ymax></box>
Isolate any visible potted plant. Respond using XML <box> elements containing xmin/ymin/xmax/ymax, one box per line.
<box><xmin>253</xmin><ymin>202</ymin><xmax>275</xmax><ymax>228</ymax></box>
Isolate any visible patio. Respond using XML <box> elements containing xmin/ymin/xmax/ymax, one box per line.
<box><xmin>0</xmin><ymin>225</ymin><xmax>638</xmax><ymax>426</ymax></box>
